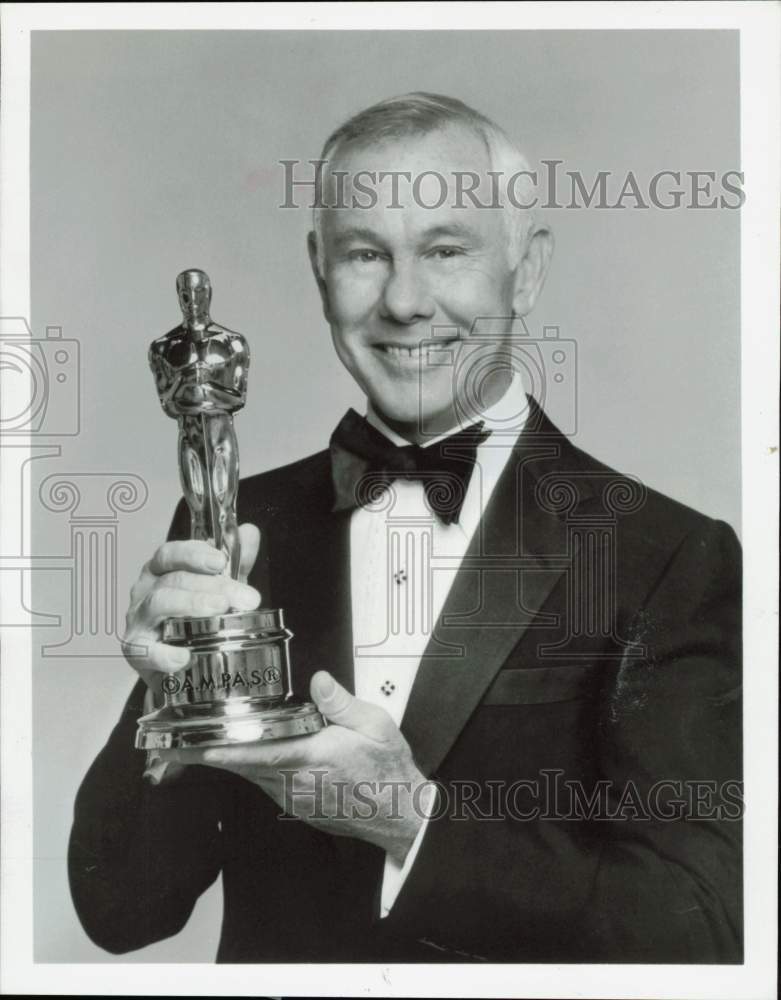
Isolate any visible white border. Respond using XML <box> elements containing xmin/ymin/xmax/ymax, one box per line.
<box><xmin>0</xmin><ymin>1</ymin><xmax>33</xmax><ymax>993</ymax></box>
<box><xmin>1</xmin><ymin>3</ymin><xmax>778</xmax><ymax>998</ymax></box>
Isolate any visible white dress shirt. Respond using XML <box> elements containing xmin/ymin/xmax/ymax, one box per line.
<box><xmin>350</xmin><ymin>374</ymin><xmax>528</xmax><ymax>916</ymax></box>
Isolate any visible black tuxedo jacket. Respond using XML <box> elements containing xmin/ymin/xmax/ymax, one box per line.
<box><xmin>69</xmin><ymin>403</ymin><xmax>742</xmax><ymax>963</ymax></box>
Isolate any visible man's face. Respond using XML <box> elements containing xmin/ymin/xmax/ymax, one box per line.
<box><xmin>312</xmin><ymin>126</ymin><xmax>546</xmax><ymax>440</ymax></box>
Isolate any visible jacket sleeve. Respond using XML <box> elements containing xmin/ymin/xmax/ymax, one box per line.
<box><xmin>68</xmin><ymin>499</ymin><xmax>224</xmax><ymax>955</ymax></box>
<box><xmin>381</xmin><ymin>519</ymin><xmax>743</xmax><ymax>963</ymax></box>
<box><xmin>67</xmin><ymin>682</ymin><xmax>224</xmax><ymax>954</ymax></box>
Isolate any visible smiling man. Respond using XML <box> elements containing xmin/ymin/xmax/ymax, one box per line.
<box><xmin>68</xmin><ymin>93</ymin><xmax>742</xmax><ymax>964</ymax></box>
<box><xmin>307</xmin><ymin>115</ymin><xmax>550</xmax><ymax>440</ymax></box>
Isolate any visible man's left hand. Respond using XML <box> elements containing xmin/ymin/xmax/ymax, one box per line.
<box><xmin>158</xmin><ymin>671</ymin><xmax>430</xmax><ymax>864</ymax></box>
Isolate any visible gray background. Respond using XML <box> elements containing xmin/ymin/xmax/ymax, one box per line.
<box><xmin>30</xmin><ymin>30</ymin><xmax>740</xmax><ymax>962</ymax></box>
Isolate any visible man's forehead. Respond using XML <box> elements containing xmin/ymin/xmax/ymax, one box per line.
<box><xmin>325</xmin><ymin>123</ymin><xmax>492</xmax><ymax>177</ymax></box>
<box><xmin>318</xmin><ymin>124</ymin><xmax>503</xmax><ymax>240</ymax></box>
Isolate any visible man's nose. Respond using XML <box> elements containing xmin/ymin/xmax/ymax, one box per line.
<box><xmin>379</xmin><ymin>260</ymin><xmax>435</xmax><ymax>325</ymax></box>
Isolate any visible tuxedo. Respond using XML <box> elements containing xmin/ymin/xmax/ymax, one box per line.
<box><xmin>68</xmin><ymin>401</ymin><xmax>742</xmax><ymax>963</ymax></box>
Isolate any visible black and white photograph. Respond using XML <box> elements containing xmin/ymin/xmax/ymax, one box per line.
<box><xmin>0</xmin><ymin>3</ymin><xmax>777</xmax><ymax>998</ymax></box>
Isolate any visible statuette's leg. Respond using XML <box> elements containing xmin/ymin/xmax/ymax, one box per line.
<box><xmin>178</xmin><ymin>415</ymin><xmax>210</xmax><ymax>542</ymax></box>
<box><xmin>207</xmin><ymin>412</ymin><xmax>241</xmax><ymax>579</ymax></box>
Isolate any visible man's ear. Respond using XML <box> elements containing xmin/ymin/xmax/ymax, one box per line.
<box><xmin>307</xmin><ymin>230</ymin><xmax>331</xmax><ymax>322</ymax></box>
<box><xmin>511</xmin><ymin>225</ymin><xmax>554</xmax><ymax>317</ymax></box>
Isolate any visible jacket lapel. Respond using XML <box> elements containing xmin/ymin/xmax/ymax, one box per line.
<box><xmin>292</xmin><ymin>510</ymin><xmax>356</xmax><ymax>698</ymax></box>
<box><xmin>400</xmin><ymin>406</ymin><xmax>587</xmax><ymax>777</ymax></box>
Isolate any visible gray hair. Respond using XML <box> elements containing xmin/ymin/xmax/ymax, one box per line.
<box><xmin>312</xmin><ymin>92</ymin><xmax>535</xmax><ymax>270</ymax></box>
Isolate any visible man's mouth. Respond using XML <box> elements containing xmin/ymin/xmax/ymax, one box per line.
<box><xmin>374</xmin><ymin>338</ymin><xmax>459</xmax><ymax>360</ymax></box>
<box><xmin>378</xmin><ymin>343</ymin><xmax>426</xmax><ymax>359</ymax></box>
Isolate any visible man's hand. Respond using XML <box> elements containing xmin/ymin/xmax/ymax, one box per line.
<box><xmin>157</xmin><ymin>672</ymin><xmax>432</xmax><ymax>864</ymax></box>
<box><xmin>121</xmin><ymin>523</ymin><xmax>261</xmax><ymax>692</ymax></box>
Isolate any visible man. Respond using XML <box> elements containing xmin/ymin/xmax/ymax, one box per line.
<box><xmin>68</xmin><ymin>93</ymin><xmax>742</xmax><ymax>963</ymax></box>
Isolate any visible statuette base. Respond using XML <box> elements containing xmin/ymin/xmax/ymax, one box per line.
<box><xmin>134</xmin><ymin>608</ymin><xmax>325</xmax><ymax>750</ymax></box>
<box><xmin>135</xmin><ymin>698</ymin><xmax>325</xmax><ymax>750</ymax></box>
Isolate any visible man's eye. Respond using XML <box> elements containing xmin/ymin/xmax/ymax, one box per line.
<box><xmin>428</xmin><ymin>246</ymin><xmax>465</xmax><ymax>260</ymax></box>
<box><xmin>349</xmin><ymin>249</ymin><xmax>384</xmax><ymax>263</ymax></box>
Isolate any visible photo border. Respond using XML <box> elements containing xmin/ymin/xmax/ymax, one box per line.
<box><xmin>1</xmin><ymin>3</ymin><xmax>778</xmax><ymax>997</ymax></box>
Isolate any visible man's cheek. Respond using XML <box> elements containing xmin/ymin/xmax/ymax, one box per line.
<box><xmin>330</xmin><ymin>270</ymin><xmax>384</xmax><ymax>319</ymax></box>
<box><xmin>433</xmin><ymin>269</ymin><xmax>499</xmax><ymax>322</ymax></box>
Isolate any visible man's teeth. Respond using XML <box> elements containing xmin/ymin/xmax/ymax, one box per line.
<box><xmin>381</xmin><ymin>344</ymin><xmax>425</xmax><ymax>358</ymax></box>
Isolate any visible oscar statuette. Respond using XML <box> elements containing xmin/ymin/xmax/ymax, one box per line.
<box><xmin>135</xmin><ymin>269</ymin><xmax>325</xmax><ymax>749</ymax></box>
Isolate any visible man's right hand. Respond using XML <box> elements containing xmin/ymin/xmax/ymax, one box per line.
<box><xmin>121</xmin><ymin>523</ymin><xmax>261</xmax><ymax>692</ymax></box>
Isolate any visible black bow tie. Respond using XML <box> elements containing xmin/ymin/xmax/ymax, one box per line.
<box><xmin>330</xmin><ymin>409</ymin><xmax>490</xmax><ymax>525</ymax></box>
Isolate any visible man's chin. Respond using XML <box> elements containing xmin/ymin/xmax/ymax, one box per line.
<box><xmin>370</xmin><ymin>397</ymin><xmax>463</xmax><ymax>442</ymax></box>
<box><xmin>370</xmin><ymin>404</ymin><xmax>421</xmax><ymax>436</ymax></box>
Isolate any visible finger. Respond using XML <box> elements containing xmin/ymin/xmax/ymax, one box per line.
<box><xmin>310</xmin><ymin>671</ymin><xmax>396</xmax><ymax>741</ymax></box>
<box><xmin>148</xmin><ymin>540</ymin><xmax>227</xmax><ymax>577</ymax></box>
<box><xmin>158</xmin><ymin>739</ymin><xmax>310</xmax><ymax>769</ymax></box>
<box><xmin>238</xmin><ymin>523</ymin><xmax>261</xmax><ymax>584</ymax></box>
<box><xmin>157</xmin><ymin>570</ymin><xmax>260</xmax><ymax>609</ymax></box>
<box><xmin>137</xmin><ymin>586</ymin><xmax>232</xmax><ymax>629</ymax></box>
<box><xmin>203</xmin><ymin>737</ymin><xmax>314</xmax><ymax>769</ymax></box>
<box><xmin>122</xmin><ymin>633</ymin><xmax>190</xmax><ymax>674</ymax></box>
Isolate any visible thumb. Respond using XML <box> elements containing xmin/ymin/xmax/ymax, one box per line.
<box><xmin>311</xmin><ymin>671</ymin><xmax>395</xmax><ymax>741</ymax></box>
<box><xmin>238</xmin><ymin>523</ymin><xmax>261</xmax><ymax>584</ymax></box>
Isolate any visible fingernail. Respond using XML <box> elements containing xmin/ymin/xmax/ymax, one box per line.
<box><xmin>315</xmin><ymin>672</ymin><xmax>336</xmax><ymax>700</ymax></box>
<box><xmin>204</xmin><ymin>549</ymin><xmax>226</xmax><ymax>571</ymax></box>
